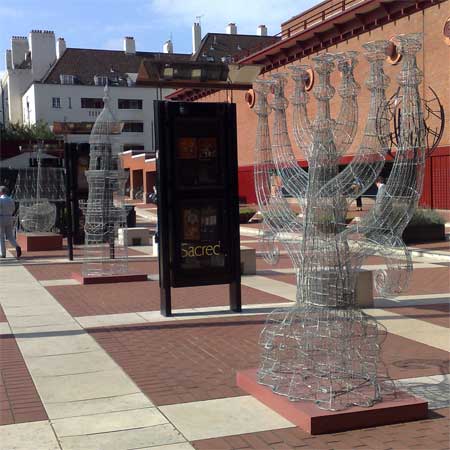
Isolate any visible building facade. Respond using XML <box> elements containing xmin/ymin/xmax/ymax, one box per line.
<box><xmin>1</xmin><ymin>31</ymin><xmax>187</xmax><ymax>155</ymax></box>
<box><xmin>169</xmin><ymin>0</ymin><xmax>450</xmax><ymax>210</ymax></box>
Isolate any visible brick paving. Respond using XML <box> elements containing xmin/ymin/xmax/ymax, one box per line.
<box><xmin>88</xmin><ymin>314</ymin><xmax>449</xmax><ymax>407</ymax></box>
<box><xmin>384</xmin><ymin>303</ymin><xmax>450</xmax><ymax>328</ymax></box>
<box><xmin>46</xmin><ymin>283</ymin><xmax>287</xmax><ymax>317</ymax></box>
<box><xmin>0</xmin><ymin>335</ymin><xmax>48</xmax><ymax>426</ymax></box>
<box><xmin>260</xmin><ymin>265</ymin><xmax>450</xmax><ymax>297</ymax></box>
<box><xmin>403</xmin><ymin>267</ymin><xmax>450</xmax><ymax>295</ymax></box>
<box><xmin>192</xmin><ymin>408</ymin><xmax>450</xmax><ymax>450</ymax></box>
<box><xmin>25</xmin><ymin>260</ymin><xmax>159</xmax><ymax>281</ymax></box>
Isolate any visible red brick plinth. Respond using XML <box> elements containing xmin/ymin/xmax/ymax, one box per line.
<box><xmin>237</xmin><ymin>369</ymin><xmax>428</xmax><ymax>435</ymax></box>
<box><xmin>71</xmin><ymin>272</ymin><xmax>148</xmax><ymax>285</ymax></box>
<box><xmin>17</xmin><ymin>232</ymin><xmax>63</xmax><ymax>252</ymax></box>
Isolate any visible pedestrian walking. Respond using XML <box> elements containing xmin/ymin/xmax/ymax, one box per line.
<box><xmin>0</xmin><ymin>186</ymin><xmax>21</xmax><ymax>259</ymax></box>
<box><xmin>352</xmin><ymin>177</ymin><xmax>363</xmax><ymax>211</ymax></box>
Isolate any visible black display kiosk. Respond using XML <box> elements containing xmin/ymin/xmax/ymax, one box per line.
<box><xmin>154</xmin><ymin>101</ymin><xmax>242</xmax><ymax>316</ymax></box>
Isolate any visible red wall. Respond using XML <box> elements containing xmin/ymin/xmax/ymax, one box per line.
<box><xmin>239</xmin><ymin>146</ymin><xmax>450</xmax><ymax>209</ymax></box>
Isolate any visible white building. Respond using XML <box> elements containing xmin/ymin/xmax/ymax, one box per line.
<box><xmin>1</xmin><ymin>31</ymin><xmax>190</xmax><ymax>154</ymax></box>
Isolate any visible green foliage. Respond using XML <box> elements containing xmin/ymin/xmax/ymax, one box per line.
<box><xmin>1</xmin><ymin>121</ymin><xmax>56</xmax><ymax>141</ymax></box>
<box><xmin>239</xmin><ymin>207</ymin><xmax>257</xmax><ymax>215</ymax></box>
<box><xmin>408</xmin><ymin>208</ymin><xmax>445</xmax><ymax>226</ymax></box>
<box><xmin>239</xmin><ymin>207</ymin><xmax>257</xmax><ymax>223</ymax></box>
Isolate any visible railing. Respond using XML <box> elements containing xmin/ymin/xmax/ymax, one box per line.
<box><xmin>232</xmin><ymin>0</ymin><xmax>370</xmax><ymax>62</ymax></box>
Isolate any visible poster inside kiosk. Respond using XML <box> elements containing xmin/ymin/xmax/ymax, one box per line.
<box><xmin>155</xmin><ymin>101</ymin><xmax>241</xmax><ymax>316</ymax></box>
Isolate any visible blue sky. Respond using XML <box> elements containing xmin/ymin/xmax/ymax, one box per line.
<box><xmin>0</xmin><ymin>0</ymin><xmax>315</xmax><ymax>75</ymax></box>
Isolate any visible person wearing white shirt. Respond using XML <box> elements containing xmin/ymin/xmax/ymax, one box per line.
<box><xmin>0</xmin><ymin>186</ymin><xmax>21</xmax><ymax>259</ymax></box>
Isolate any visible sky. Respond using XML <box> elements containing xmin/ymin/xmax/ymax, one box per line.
<box><xmin>0</xmin><ymin>0</ymin><xmax>316</xmax><ymax>78</ymax></box>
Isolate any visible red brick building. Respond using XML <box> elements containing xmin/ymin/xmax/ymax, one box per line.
<box><xmin>168</xmin><ymin>0</ymin><xmax>449</xmax><ymax>209</ymax></box>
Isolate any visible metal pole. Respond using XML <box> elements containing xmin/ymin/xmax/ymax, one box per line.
<box><xmin>63</xmin><ymin>142</ymin><xmax>74</xmax><ymax>261</ymax></box>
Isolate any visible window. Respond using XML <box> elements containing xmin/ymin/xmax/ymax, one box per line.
<box><xmin>68</xmin><ymin>97</ymin><xmax>72</xmax><ymax>109</ymax></box>
<box><xmin>52</xmin><ymin>97</ymin><xmax>61</xmax><ymax>108</ymax></box>
<box><xmin>60</xmin><ymin>74</ymin><xmax>76</xmax><ymax>85</ymax></box>
<box><xmin>81</xmin><ymin>98</ymin><xmax>104</xmax><ymax>109</ymax></box>
<box><xmin>118</xmin><ymin>99</ymin><xmax>143</xmax><ymax>109</ymax></box>
<box><xmin>94</xmin><ymin>75</ymin><xmax>109</xmax><ymax>86</ymax></box>
<box><xmin>123</xmin><ymin>122</ymin><xmax>144</xmax><ymax>133</ymax></box>
<box><xmin>123</xmin><ymin>144</ymin><xmax>145</xmax><ymax>151</ymax></box>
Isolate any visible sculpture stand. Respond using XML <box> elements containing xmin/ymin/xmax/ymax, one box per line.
<box><xmin>17</xmin><ymin>232</ymin><xmax>63</xmax><ymax>252</ymax></box>
<box><xmin>237</xmin><ymin>369</ymin><xmax>428</xmax><ymax>435</ymax></box>
<box><xmin>71</xmin><ymin>271</ymin><xmax>147</xmax><ymax>285</ymax></box>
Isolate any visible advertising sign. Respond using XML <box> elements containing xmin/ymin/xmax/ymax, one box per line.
<box><xmin>155</xmin><ymin>101</ymin><xmax>241</xmax><ymax>316</ymax></box>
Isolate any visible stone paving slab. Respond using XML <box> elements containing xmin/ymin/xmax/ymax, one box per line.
<box><xmin>52</xmin><ymin>407</ymin><xmax>168</xmax><ymax>437</ymax></box>
<box><xmin>59</xmin><ymin>423</ymin><xmax>185</xmax><ymax>450</ymax></box>
<box><xmin>40</xmin><ymin>279</ymin><xmax>81</xmax><ymax>287</ymax></box>
<box><xmin>7</xmin><ymin>312</ymin><xmax>74</xmax><ymax>329</ymax></box>
<box><xmin>397</xmin><ymin>375</ymin><xmax>450</xmax><ymax>409</ymax></box>
<box><xmin>18</xmin><ymin>331</ymin><xmax>100</xmax><ymax>357</ymax></box>
<box><xmin>25</xmin><ymin>349</ymin><xmax>119</xmax><ymax>377</ymax></box>
<box><xmin>0</xmin><ymin>420</ymin><xmax>60</xmax><ymax>450</ymax></box>
<box><xmin>160</xmin><ymin>396</ymin><xmax>295</xmax><ymax>441</ymax></box>
<box><xmin>35</xmin><ymin>369</ymin><xmax>141</xmax><ymax>403</ymax></box>
<box><xmin>0</xmin><ymin>322</ymin><xmax>12</xmax><ymax>335</ymax></box>
<box><xmin>366</xmin><ymin>308</ymin><xmax>450</xmax><ymax>352</ymax></box>
<box><xmin>148</xmin><ymin>444</ymin><xmax>195</xmax><ymax>450</ymax></box>
<box><xmin>44</xmin><ymin>393</ymin><xmax>154</xmax><ymax>420</ymax></box>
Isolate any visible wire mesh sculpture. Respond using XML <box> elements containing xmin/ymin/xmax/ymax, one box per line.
<box><xmin>14</xmin><ymin>146</ymin><xmax>65</xmax><ymax>232</ymax></box>
<box><xmin>253</xmin><ymin>33</ymin><xmax>427</xmax><ymax>411</ymax></box>
<box><xmin>80</xmin><ymin>85</ymin><xmax>128</xmax><ymax>277</ymax></box>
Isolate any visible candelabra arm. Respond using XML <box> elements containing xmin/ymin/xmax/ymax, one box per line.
<box><xmin>355</xmin><ymin>34</ymin><xmax>426</xmax><ymax>238</ymax></box>
<box><xmin>253</xmin><ymin>80</ymin><xmax>302</xmax><ymax>264</ymax></box>
<box><xmin>319</xmin><ymin>41</ymin><xmax>391</xmax><ymax>202</ymax></box>
<box><xmin>332</xmin><ymin>52</ymin><xmax>360</xmax><ymax>155</ymax></box>
<box><xmin>290</xmin><ymin>65</ymin><xmax>313</xmax><ymax>160</ymax></box>
<box><xmin>270</xmin><ymin>73</ymin><xmax>309</xmax><ymax>200</ymax></box>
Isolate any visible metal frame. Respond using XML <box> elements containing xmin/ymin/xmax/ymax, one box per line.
<box><xmin>253</xmin><ymin>33</ymin><xmax>426</xmax><ymax>411</ymax></box>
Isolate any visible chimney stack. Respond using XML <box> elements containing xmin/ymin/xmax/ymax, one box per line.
<box><xmin>163</xmin><ymin>40</ymin><xmax>173</xmax><ymax>54</ymax></box>
<box><xmin>29</xmin><ymin>30</ymin><xmax>56</xmax><ymax>81</ymax></box>
<box><xmin>192</xmin><ymin>22</ymin><xmax>201</xmax><ymax>54</ymax></box>
<box><xmin>56</xmin><ymin>37</ymin><xmax>66</xmax><ymax>59</ymax></box>
<box><xmin>11</xmin><ymin>36</ymin><xmax>29</xmax><ymax>68</ymax></box>
<box><xmin>124</xmin><ymin>36</ymin><xmax>136</xmax><ymax>54</ymax></box>
<box><xmin>5</xmin><ymin>49</ymin><xmax>12</xmax><ymax>70</ymax></box>
<box><xmin>226</xmin><ymin>23</ymin><xmax>237</xmax><ymax>35</ymax></box>
<box><xmin>257</xmin><ymin>25</ymin><xmax>268</xmax><ymax>36</ymax></box>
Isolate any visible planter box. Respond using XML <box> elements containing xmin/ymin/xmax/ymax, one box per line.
<box><xmin>402</xmin><ymin>224</ymin><xmax>445</xmax><ymax>244</ymax></box>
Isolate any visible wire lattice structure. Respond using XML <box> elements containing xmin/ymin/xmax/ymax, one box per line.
<box><xmin>14</xmin><ymin>147</ymin><xmax>65</xmax><ymax>232</ymax></box>
<box><xmin>253</xmin><ymin>34</ymin><xmax>426</xmax><ymax>411</ymax></box>
<box><xmin>80</xmin><ymin>86</ymin><xmax>128</xmax><ymax>277</ymax></box>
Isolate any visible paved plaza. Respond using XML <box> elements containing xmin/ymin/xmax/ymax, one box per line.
<box><xmin>0</xmin><ymin>210</ymin><xmax>449</xmax><ymax>450</ymax></box>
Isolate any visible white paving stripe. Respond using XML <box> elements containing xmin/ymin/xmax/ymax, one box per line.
<box><xmin>160</xmin><ymin>396</ymin><xmax>295</xmax><ymax>441</ymax></box>
<box><xmin>0</xmin><ymin>264</ymin><xmax>187</xmax><ymax>450</ymax></box>
<box><xmin>0</xmin><ymin>321</ymin><xmax>12</xmax><ymax>335</ymax></box>
<box><xmin>75</xmin><ymin>302</ymin><xmax>294</xmax><ymax>328</ymax></box>
<box><xmin>241</xmin><ymin>275</ymin><xmax>297</xmax><ymax>301</ymax></box>
<box><xmin>0</xmin><ymin>420</ymin><xmax>61</xmax><ymax>450</ymax></box>
<box><xmin>365</xmin><ymin>308</ymin><xmax>450</xmax><ymax>352</ymax></box>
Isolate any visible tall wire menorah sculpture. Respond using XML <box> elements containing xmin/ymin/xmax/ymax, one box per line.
<box><xmin>254</xmin><ymin>33</ymin><xmax>426</xmax><ymax>411</ymax></box>
<box><xmin>80</xmin><ymin>86</ymin><xmax>128</xmax><ymax>277</ymax></box>
<box><xmin>14</xmin><ymin>146</ymin><xmax>65</xmax><ymax>232</ymax></box>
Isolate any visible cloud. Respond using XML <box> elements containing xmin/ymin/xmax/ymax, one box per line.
<box><xmin>147</xmin><ymin>0</ymin><xmax>313</xmax><ymax>36</ymax></box>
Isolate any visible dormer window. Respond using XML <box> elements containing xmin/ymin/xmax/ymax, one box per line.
<box><xmin>94</xmin><ymin>75</ymin><xmax>109</xmax><ymax>86</ymax></box>
<box><xmin>60</xmin><ymin>74</ymin><xmax>76</xmax><ymax>85</ymax></box>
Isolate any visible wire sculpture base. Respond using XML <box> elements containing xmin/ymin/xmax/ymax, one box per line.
<box><xmin>258</xmin><ymin>305</ymin><xmax>394</xmax><ymax>411</ymax></box>
<box><xmin>19</xmin><ymin>200</ymin><xmax>57</xmax><ymax>233</ymax></box>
